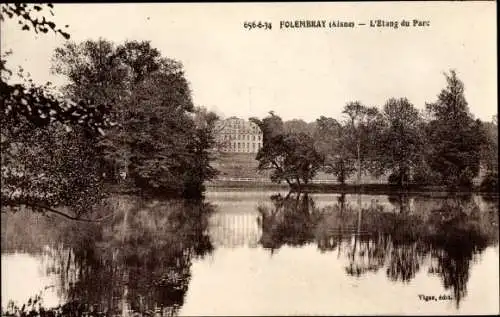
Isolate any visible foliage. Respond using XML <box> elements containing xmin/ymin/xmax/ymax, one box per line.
<box><xmin>314</xmin><ymin>116</ymin><xmax>356</xmax><ymax>184</ymax></box>
<box><xmin>182</xmin><ymin>107</ymin><xmax>220</xmax><ymax>197</ymax></box>
<box><xmin>259</xmin><ymin>193</ymin><xmax>322</xmax><ymax>250</ymax></box>
<box><xmin>51</xmin><ymin>39</ymin><xmax>218</xmax><ymax>198</ymax></box>
<box><xmin>283</xmin><ymin>119</ymin><xmax>316</xmax><ymax>136</ymax></box>
<box><xmin>259</xmin><ymin>193</ymin><xmax>497</xmax><ymax>306</ymax></box>
<box><xmin>256</xmin><ymin>130</ymin><xmax>323</xmax><ymax>189</ymax></box>
<box><xmin>479</xmin><ymin>118</ymin><xmax>498</xmax><ymax>174</ymax></box>
<box><xmin>341</xmin><ymin>101</ymin><xmax>383</xmax><ymax>183</ymax></box>
<box><xmin>249</xmin><ymin>111</ymin><xmax>284</xmax><ymax>147</ymax></box>
<box><xmin>425</xmin><ymin>70</ymin><xmax>488</xmax><ymax>188</ymax></box>
<box><xmin>374</xmin><ymin>98</ymin><xmax>425</xmax><ymax>185</ymax></box>
<box><xmin>1</xmin><ymin>123</ymin><xmax>108</xmax><ymax>218</ymax></box>
<box><xmin>1</xmin><ymin>75</ymin><xmax>115</xmax><ymax>136</ymax></box>
<box><xmin>1</xmin><ymin>5</ymin><xmax>115</xmax><ymax>218</ymax></box>
<box><xmin>0</xmin><ymin>3</ymin><xmax>70</xmax><ymax>39</ymax></box>
<box><xmin>1</xmin><ymin>196</ymin><xmax>214</xmax><ymax>316</ymax></box>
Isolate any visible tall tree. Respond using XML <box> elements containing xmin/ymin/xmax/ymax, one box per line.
<box><xmin>314</xmin><ymin>116</ymin><xmax>356</xmax><ymax>184</ymax></box>
<box><xmin>374</xmin><ymin>98</ymin><xmax>425</xmax><ymax>186</ymax></box>
<box><xmin>182</xmin><ymin>107</ymin><xmax>220</xmax><ymax>197</ymax></box>
<box><xmin>425</xmin><ymin>70</ymin><xmax>488</xmax><ymax>187</ymax></box>
<box><xmin>52</xmin><ymin>38</ymin><xmax>217</xmax><ymax>197</ymax></box>
<box><xmin>342</xmin><ymin>102</ymin><xmax>382</xmax><ymax>185</ymax></box>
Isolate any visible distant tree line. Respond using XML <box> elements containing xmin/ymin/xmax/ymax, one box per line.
<box><xmin>1</xmin><ymin>4</ymin><xmax>219</xmax><ymax>220</ymax></box>
<box><xmin>251</xmin><ymin>71</ymin><xmax>498</xmax><ymax>192</ymax></box>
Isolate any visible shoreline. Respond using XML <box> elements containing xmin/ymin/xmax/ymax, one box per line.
<box><xmin>206</xmin><ymin>181</ymin><xmax>498</xmax><ymax>195</ymax></box>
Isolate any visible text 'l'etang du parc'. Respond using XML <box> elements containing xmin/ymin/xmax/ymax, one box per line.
<box><xmin>279</xmin><ymin>19</ymin><xmax>430</xmax><ymax>29</ymax></box>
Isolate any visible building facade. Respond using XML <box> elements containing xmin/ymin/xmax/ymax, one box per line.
<box><xmin>215</xmin><ymin>117</ymin><xmax>263</xmax><ymax>153</ymax></box>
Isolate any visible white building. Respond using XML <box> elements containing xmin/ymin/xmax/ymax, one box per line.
<box><xmin>215</xmin><ymin>117</ymin><xmax>263</xmax><ymax>153</ymax></box>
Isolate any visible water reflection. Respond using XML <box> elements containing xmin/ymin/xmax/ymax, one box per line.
<box><xmin>1</xmin><ymin>192</ymin><xmax>499</xmax><ymax>315</ymax></box>
<box><xmin>2</xmin><ymin>197</ymin><xmax>214</xmax><ymax>316</ymax></box>
<box><xmin>257</xmin><ymin>192</ymin><xmax>498</xmax><ymax>308</ymax></box>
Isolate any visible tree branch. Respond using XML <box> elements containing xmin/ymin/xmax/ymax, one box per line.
<box><xmin>9</xmin><ymin>202</ymin><xmax>113</xmax><ymax>222</ymax></box>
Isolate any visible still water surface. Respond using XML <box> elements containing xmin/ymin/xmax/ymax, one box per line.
<box><xmin>2</xmin><ymin>190</ymin><xmax>499</xmax><ymax>315</ymax></box>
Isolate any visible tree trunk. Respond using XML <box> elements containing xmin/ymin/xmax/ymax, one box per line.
<box><xmin>295</xmin><ymin>176</ymin><xmax>302</xmax><ymax>193</ymax></box>
<box><xmin>339</xmin><ymin>160</ymin><xmax>346</xmax><ymax>184</ymax></box>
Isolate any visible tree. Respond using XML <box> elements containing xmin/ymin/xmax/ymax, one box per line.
<box><xmin>342</xmin><ymin>102</ymin><xmax>382</xmax><ymax>185</ymax></box>
<box><xmin>283</xmin><ymin>119</ymin><xmax>315</xmax><ymax>136</ymax></box>
<box><xmin>478</xmin><ymin>116</ymin><xmax>498</xmax><ymax>192</ymax></box>
<box><xmin>374</xmin><ymin>98</ymin><xmax>425</xmax><ymax>186</ymax></box>
<box><xmin>51</xmin><ymin>39</ymin><xmax>132</xmax><ymax>106</ymax></box>
<box><xmin>1</xmin><ymin>5</ymin><xmax>115</xmax><ymax>135</ymax></box>
<box><xmin>1</xmin><ymin>4</ymin><xmax>115</xmax><ymax>219</ymax></box>
<box><xmin>182</xmin><ymin>107</ymin><xmax>220</xmax><ymax>197</ymax></box>
<box><xmin>256</xmin><ymin>132</ymin><xmax>323</xmax><ymax>190</ymax></box>
<box><xmin>119</xmin><ymin>61</ymin><xmax>198</xmax><ymax>196</ymax></box>
<box><xmin>480</xmin><ymin>116</ymin><xmax>498</xmax><ymax>174</ymax></box>
<box><xmin>52</xmin><ymin>38</ymin><xmax>218</xmax><ymax>198</ymax></box>
<box><xmin>249</xmin><ymin>111</ymin><xmax>284</xmax><ymax>147</ymax></box>
<box><xmin>425</xmin><ymin>70</ymin><xmax>488</xmax><ymax>187</ymax></box>
<box><xmin>314</xmin><ymin>116</ymin><xmax>356</xmax><ymax>184</ymax></box>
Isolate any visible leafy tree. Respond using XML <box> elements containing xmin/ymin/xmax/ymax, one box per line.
<box><xmin>374</xmin><ymin>98</ymin><xmax>425</xmax><ymax>186</ymax></box>
<box><xmin>342</xmin><ymin>102</ymin><xmax>382</xmax><ymax>184</ymax></box>
<box><xmin>314</xmin><ymin>116</ymin><xmax>356</xmax><ymax>184</ymax></box>
<box><xmin>1</xmin><ymin>4</ymin><xmax>115</xmax><ymax>219</ymax></box>
<box><xmin>249</xmin><ymin>111</ymin><xmax>284</xmax><ymax>147</ymax></box>
<box><xmin>256</xmin><ymin>132</ymin><xmax>323</xmax><ymax>190</ymax></box>
<box><xmin>182</xmin><ymin>107</ymin><xmax>220</xmax><ymax>197</ymax></box>
<box><xmin>283</xmin><ymin>119</ymin><xmax>315</xmax><ymax>136</ymax></box>
<box><xmin>52</xmin><ymin>38</ymin><xmax>218</xmax><ymax>198</ymax></box>
<box><xmin>120</xmin><ymin>62</ymin><xmax>196</xmax><ymax>196</ymax></box>
<box><xmin>480</xmin><ymin>116</ymin><xmax>498</xmax><ymax>174</ymax></box>
<box><xmin>425</xmin><ymin>70</ymin><xmax>488</xmax><ymax>187</ymax></box>
<box><xmin>479</xmin><ymin>116</ymin><xmax>498</xmax><ymax>192</ymax></box>
<box><xmin>51</xmin><ymin>39</ymin><xmax>132</xmax><ymax>106</ymax></box>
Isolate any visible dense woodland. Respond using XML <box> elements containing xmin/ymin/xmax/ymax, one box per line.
<box><xmin>1</xmin><ymin>4</ymin><xmax>498</xmax><ymax>222</ymax></box>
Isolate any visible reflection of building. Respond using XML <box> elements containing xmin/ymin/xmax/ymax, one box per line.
<box><xmin>214</xmin><ymin>117</ymin><xmax>263</xmax><ymax>153</ymax></box>
<box><xmin>208</xmin><ymin>211</ymin><xmax>262</xmax><ymax>247</ymax></box>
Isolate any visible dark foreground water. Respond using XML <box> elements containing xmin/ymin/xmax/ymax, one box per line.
<box><xmin>1</xmin><ymin>190</ymin><xmax>499</xmax><ymax>315</ymax></box>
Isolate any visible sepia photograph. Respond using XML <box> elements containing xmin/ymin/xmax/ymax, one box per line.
<box><xmin>1</xmin><ymin>1</ymin><xmax>498</xmax><ymax>316</ymax></box>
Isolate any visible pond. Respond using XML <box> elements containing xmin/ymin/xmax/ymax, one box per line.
<box><xmin>1</xmin><ymin>190</ymin><xmax>499</xmax><ymax>315</ymax></box>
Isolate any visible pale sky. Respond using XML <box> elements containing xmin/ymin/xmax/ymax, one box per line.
<box><xmin>1</xmin><ymin>2</ymin><xmax>497</xmax><ymax>122</ymax></box>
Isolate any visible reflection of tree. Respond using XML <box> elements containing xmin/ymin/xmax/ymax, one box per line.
<box><xmin>258</xmin><ymin>192</ymin><xmax>498</xmax><ymax>307</ymax></box>
<box><xmin>258</xmin><ymin>192</ymin><xmax>322</xmax><ymax>251</ymax></box>
<box><xmin>385</xmin><ymin>242</ymin><xmax>422</xmax><ymax>282</ymax></box>
<box><xmin>387</xmin><ymin>193</ymin><xmax>412</xmax><ymax>214</ymax></box>
<box><xmin>30</xmin><ymin>196</ymin><xmax>215</xmax><ymax>316</ymax></box>
<box><xmin>425</xmin><ymin>197</ymin><xmax>490</xmax><ymax>308</ymax></box>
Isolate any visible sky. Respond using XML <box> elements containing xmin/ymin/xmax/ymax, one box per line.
<box><xmin>1</xmin><ymin>2</ymin><xmax>497</xmax><ymax>122</ymax></box>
